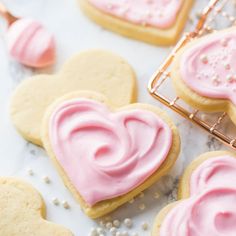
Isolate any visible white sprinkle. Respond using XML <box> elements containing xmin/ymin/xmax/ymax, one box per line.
<box><xmin>227</xmin><ymin>74</ymin><xmax>234</xmax><ymax>82</ymax></box>
<box><xmin>43</xmin><ymin>176</ymin><xmax>51</xmax><ymax>184</ymax></box>
<box><xmin>106</xmin><ymin>222</ymin><xmax>113</xmax><ymax>229</ymax></box>
<box><xmin>116</xmin><ymin>232</ymin><xmax>122</xmax><ymax>236</ymax></box>
<box><xmin>62</xmin><ymin>201</ymin><xmax>70</xmax><ymax>209</ymax></box>
<box><xmin>138</xmin><ymin>203</ymin><xmax>146</xmax><ymax>211</ymax></box>
<box><xmin>122</xmin><ymin>231</ymin><xmax>129</xmax><ymax>236</ymax></box>
<box><xmin>27</xmin><ymin>168</ymin><xmax>34</xmax><ymax>176</ymax></box>
<box><xmin>96</xmin><ymin>228</ymin><xmax>104</xmax><ymax>234</ymax></box>
<box><xmin>113</xmin><ymin>219</ymin><xmax>121</xmax><ymax>228</ymax></box>
<box><xmin>124</xmin><ymin>218</ymin><xmax>133</xmax><ymax>228</ymax></box>
<box><xmin>200</xmin><ymin>54</ymin><xmax>208</xmax><ymax>64</ymax></box>
<box><xmin>110</xmin><ymin>227</ymin><xmax>117</xmax><ymax>235</ymax></box>
<box><xmin>89</xmin><ymin>228</ymin><xmax>98</xmax><ymax>236</ymax></box>
<box><xmin>224</xmin><ymin>63</ymin><xmax>231</xmax><ymax>70</ymax></box>
<box><xmin>99</xmin><ymin>221</ymin><xmax>105</xmax><ymax>227</ymax></box>
<box><xmin>141</xmin><ymin>222</ymin><xmax>149</xmax><ymax>231</ymax></box>
<box><xmin>52</xmin><ymin>198</ymin><xmax>59</xmax><ymax>206</ymax></box>
<box><xmin>220</xmin><ymin>38</ymin><xmax>228</xmax><ymax>47</ymax></box>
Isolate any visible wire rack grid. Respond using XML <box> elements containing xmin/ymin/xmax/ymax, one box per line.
<box><xmin>148</xmin><ymin>0</ymin><xmax>236</xmax><ymax>150</ymax></box>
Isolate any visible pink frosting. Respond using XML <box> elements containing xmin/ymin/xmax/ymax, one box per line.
<box><xmin>159</xmin><ymin>155</ymin><xmax>236</xmax><ymax>235</ymax></box>
<box><xmin>160</xmin><ymin>188</ymin><xmax>236</xmax><ymax>236</ymax></box>
<box><xmin>49</xmin><ymin>98</ymin><xmax>172</xmax><ymax>206</ymax></box>
<box><xmin>88</xmin><ymin>0</ymin><xmax>183</xmax><ymax>29</ymax></box>
<box><xmin>180</xmin><ymin>30</ymin><xmax>236</xmax><ymax>105</ymax></box>
<box><xmin>190</xmin><ymin>155</ymin><xmax>236</xmax><ymax>196</ymax></box>
<box><xmin>7</xmin><ymin>18</ymin><xmax>55</xmax><ymax>68</ymax></box>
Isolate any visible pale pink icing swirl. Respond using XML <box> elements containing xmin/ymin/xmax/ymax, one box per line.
<box><xmin>160</xmin><ymin>155</ymin><xmax>236</xmax><ymax>235</ymax></box>
<box><xmin>88</xmin><ymin>0</ymin><xmax>183</xmax><ymax>29</ymax></box>
<box><xmin>190</xmin><ymin>155</ymin><xmax>236</xmax><ymax>196</ymax></box>
<box><xmin>180</xmin><ymin>30</ymin><xmax>236</xmax><ymax>105</ymax></box>
<box><xmin>49</xmin><ymin>98</ymin><xmax>172</xmax><ymax>206</ymax></box>
<box><xmin>160</xmin><ymin>188</ymin><xmax>236</xmax><ymax>236</ymax></box>
<box><xmin>7</xmin><ymin>18</ymin><xmax>55</xmax><ymax>68</ymax></box>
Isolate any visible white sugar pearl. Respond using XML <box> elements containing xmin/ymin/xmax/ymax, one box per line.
<box><xmin>131</xmin><ymin>233</ymin><xmax>138</xmax><ymax>236</ymax></box>
<box><xmin>96</xmin><ymin>228</ymin><xmax>104</xmax><ymax>234</ymax></box>
<box><xmin>141</xmin><ymin>222</ymin><xmax>149</xmax><ymax>230</ymax></box>
<box><xmin>124</xmin><ymin>218</ymin><xmax>132</xmax><ymax>228</ymax></box>
<box><xmin>43</xmin><ymin>176</ymin><xmax>51</xmax><ymax>184</ymax></box>
<box><xmin>52</xmin><ymin>198</ymin><xmax>59</xmax><ymax>206</ymax></box>
<box><xmin>62</xmin><ymin>201</ymin><xmax>70</xmax><ymax>209</ymax></box>
<box><xmin>106</xmin><ymin>222</ymin><xmax>113</xmax><ymax>229</ymax></box>
<box><xmin>113</xmin><ymin>220</ymin><xmax>121</xmax><ymax>228</ymax></box>
<box><xmin>122</xmin><ymin>231</ymin><xmax>129</xmax><ymax>236</ymax></box>
<box><xmin>200</xmin><ymin>54</ymin><xmax>208</xmax><ymax>64</ymax></box>
<box><xmin>116</xmin><ymin>232</ymin><xmax>122</xmax><ymax>236</ymax></box>
<box><xmin>89</xmin><ymin>228</ymin><xmax>98</xmax><ymax>236</ymax></box>
<box><xmin>110</xmin><ymin>227</ymin><xmax>117</xmax><ymax>235</ymax></box>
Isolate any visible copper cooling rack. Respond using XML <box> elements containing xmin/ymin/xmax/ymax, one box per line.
<box><xmin>148</xmin><ymin>0</ymin><xmax>236</xmax><ymax>150</ymax></box>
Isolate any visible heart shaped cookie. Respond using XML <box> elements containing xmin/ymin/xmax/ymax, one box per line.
<box><xmin>0</xmin><ymin>177</ymin><xmax>73</xmax><ymax>236</ymax></box>
<box><xmin>79</xmin><ymin>0</ymin><xmax>193</xmax><ymax>45</ymax></box>
<box><xmin>10</xmin><ymin>50</ymin><xmax>137</xmax><ymax>146</ymax></box>
<box><xmin>152</xmin><ymin>151</ymin><xmax>236</xmax><ymax>236</ymax></box>
<box><xmin>171</xmin><ymin>28</ymin><xmax>236</xmax><ymax>125</ymax></box>
<box><xmin>41</xmin><ymin>91</ymin><xmax>180</xmax><ymax>218</ymax></box>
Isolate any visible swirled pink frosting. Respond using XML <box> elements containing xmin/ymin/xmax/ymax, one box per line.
<box><xmin>49</xmin><ymin>98</ymin><xmax>173</xmax><ymax>206</ymax></box>
<box><xmin>88</xmin><ymin>0</ymin><xmax>183</xmax><ymax>29</ymax></box>
<box><xmin>180</xmin><ymin>30</ymin><xmax>236</xmax><ymax>105</ymax></box>
<box><xmin>7</xmin><ymin>18</ymin><xmax>55</xmax><ymax>68</ymax></box>
<box><xmin>190</xmin><ymin>155</ymin><xmax>236</xmax><ymax>196</ymax></box>
<box><xmin>160</xmin><ymin>188</ymin><xmax>236</xmax><ymax>236</ymax></box>
<box><xmin>160</xmin><ymin>155</ymin><xmax>236</xmax><ymax>235</ymax></box>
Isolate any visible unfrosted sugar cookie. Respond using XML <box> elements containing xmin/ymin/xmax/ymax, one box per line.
<box><xmin>41</xmin><ymin>91</ymin><xmax>180</xmax><ymax>218</ymax></box>
<box><xmin>0</xmin><ymin>178</ymin><xmax>73</xmax><ymax>236</ymax></box>
<box><xmin>152</xmin><ymin>151</ymin><xmax>236</xmax><ymax>236</ymax></box>
<box><xmin>10</xmin><ymin>50</ymin><xmax>137</xmax><ymax>146</ymax></box>
<box><xmin>171</xmin><ymin>28</ymin><xmax>236</xmax><ymax>125</ymax></box>
<box><xmin>79</xmin><ymin>0</ymin><xmax>194</xmax><ymax>46</ymax></box>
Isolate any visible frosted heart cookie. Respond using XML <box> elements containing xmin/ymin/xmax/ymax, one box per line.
<box><xmin>41</xmin><ymin>91</ymin><xmax>180</xmax><ymax>218</ymax></box>
<box><xmin>10</xmin><ymin>50</ymin><xmax>137</xmax><ymax>146</ymax></box>
<box><xmin>0</xmin><ymin>177</ymin><xmax>73</xmax><ymax>236</ymax></box>
<box><xmin>171</xmin><ymin>28</ymin><xmax>236</xmax><ymax>125</ymax></box>
<box><xmin>152</xmin><ymin>151</ymin><xmax>236</xmax><ymax>236</ymax></box>
<box><xmin>79</xmin><ymin>0</ymin><xmax>193</xmax><ymax>46</ymax></box>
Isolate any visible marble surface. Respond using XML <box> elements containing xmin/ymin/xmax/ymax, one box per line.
<box><xmin>0</xmin><ymin>0</ymin><xmax>231</xmax><ymax>235</ymax></box>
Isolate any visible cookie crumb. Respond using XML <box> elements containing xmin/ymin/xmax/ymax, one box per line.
<box><xmin>138</xmin><ymin>203</ymin><xmax>146</xmax><ymax>211</ymax></box>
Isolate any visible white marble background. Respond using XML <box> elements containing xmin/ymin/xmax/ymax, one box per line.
<box><xmin>0</xmin><ymin>0</ymin><xmax>231</xmax><ymax>235</ymax></box>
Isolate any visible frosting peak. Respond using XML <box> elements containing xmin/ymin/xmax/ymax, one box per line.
<box><xmin>49</xmin><ymin>98</ymin><xmax>172</xmax><ymax>206</ymax></box>
<box><xmin>160</xmin><ymin>188</ymin><xmax>236</xmax><ymax>236</ymax></box>
<box><xmin>190</xmin><ymin>155</ymin><xmax>236</xmax><ymax>196</ymax></box>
